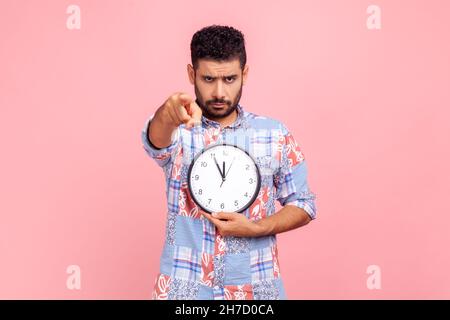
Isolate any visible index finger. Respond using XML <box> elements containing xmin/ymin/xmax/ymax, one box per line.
<box><xmin>177</xmin><ymin>93</ymin><xmax>193</xmax><ymax>110</ymax></box>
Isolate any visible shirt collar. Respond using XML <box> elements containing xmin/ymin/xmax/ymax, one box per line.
<box><xmin>201</xmin><ymin>103</ymin><xmax>246</xmax><ymax>129</ymax></box>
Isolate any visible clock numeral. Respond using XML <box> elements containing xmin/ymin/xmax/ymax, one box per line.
<box><xmin>244</xmin><ymin>192</ymin><xmax>248</xmax><ymax>197</ymax></box>
<box><xmin>220</xmin><ymin>203</ymin><xmax>224</xmax><ymax>209</ymax></box>
<box><xmin>234</xmin><ymin>200</ymin><xmax>238</xmax><ymax>206</ymax></box>
<box><xmin>245</xmin><ymin>164</ymin><xmax>250</xmax><ymax>170</ymax></box>
<box><xmin>199</xmin><ymin>189</ymin><xmax>202</xmax><ymax>195</ymax></box>
<box><xmin>195</xmin><ymin>174</ymin><xmax>199</xmax><ymax>180</ymax></box>
<box><xmin>249</xmin><ymin>178</ymin><xmax>254</xmax><ymax>184</ymax></box>
<box><xmin>210</xmin><ymin>153</ymin><xmax>215</xmax><ymax>159</ymax></box>
<box><xmin>208</xmin><ymin>198</ymin><xmax>212</xmax><ymax>204</ymax></box>
<box><xmin>201</xmin><ymin>161</ymin><xmax>207</xmax><ymax>167</ymax></box>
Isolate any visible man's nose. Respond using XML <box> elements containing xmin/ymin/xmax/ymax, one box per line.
<box><xmin>212</xmin><ymin>80</ymin><xmax>225</xmax><ymax>100</ymax></box>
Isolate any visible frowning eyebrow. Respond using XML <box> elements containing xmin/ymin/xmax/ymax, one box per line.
<box><xmin>202</xmin><ymin>74</ymin><xmax>238</xmax><ymax>79</ymax></box>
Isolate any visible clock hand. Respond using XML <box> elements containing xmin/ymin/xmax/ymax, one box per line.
<box><xmin>220</xmin><ymin>157</ymin><xmax>235</xmax><ymax>188</ymax></box>
<box><xmin>222</xmin><ymin>161</ymin><xmax>225</xmax><ymax>179</ymax></box>
<box><xmin>214</xmin><ymin>156</ymin><xmax>225</xmax><ymax>179</ymax></box>
<box><xmin>220</xmin><ymin>161</ymin><xmax>227</xmax><ymax>188</ymax></box>
<box><xmin>224</xmin><ymin>157</ymin><xmax>235</xmax><ymax>179</ymax></box>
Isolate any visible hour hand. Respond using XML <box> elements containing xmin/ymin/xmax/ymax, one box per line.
<box><xmin>214</xmin><ymin>156</ymin><xmax>224</xmax><ymax>179</ymax></box>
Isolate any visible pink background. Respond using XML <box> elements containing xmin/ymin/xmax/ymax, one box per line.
<box><xmin>1</xmin><ymin>0</ymin><xmax>449</xmax><ymax>299</ymax></box>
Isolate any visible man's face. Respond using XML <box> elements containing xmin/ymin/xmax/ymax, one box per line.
<box><xmin>188</xmin><ymin>58</ymin><xmax>248</xmax><ymax>121</ymax></box>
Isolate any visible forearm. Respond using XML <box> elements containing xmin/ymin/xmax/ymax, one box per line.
<box><xmin>252</xmin><ymin>205</ymin><xmax>312</xmax><ymax>237</ymax></box>
<box><xmin>148</xmin><ymin>105</ymin><xmax>178</xmax><ymax>149</ymax></box>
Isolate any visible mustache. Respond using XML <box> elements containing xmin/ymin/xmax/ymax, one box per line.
<box><xmin>207</xmin><ymin>100</ymin><xmax>230</xmax><ymax>105</ymax></box>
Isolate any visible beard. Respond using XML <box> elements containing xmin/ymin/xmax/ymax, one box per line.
<box><xmin>194</xmin><ymin>80</ymin><xmax>243</xmax><ymax>121</ymax></box>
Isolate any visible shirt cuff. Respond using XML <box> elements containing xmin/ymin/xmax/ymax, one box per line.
<box><xmin>285</xmin><ymin>199</ymin><xmax>317</xmax><ymax>220</ymax></box>
<box><xmin>141</xmin><ymin>113</ymin><xmax>180</xmax><ymax>167</ymax></box>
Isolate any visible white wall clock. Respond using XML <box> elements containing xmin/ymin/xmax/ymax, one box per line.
<box><xmin>188</xmin><ymin>143</ymin><xmax>261</xmax><ymax>214</ymax></box>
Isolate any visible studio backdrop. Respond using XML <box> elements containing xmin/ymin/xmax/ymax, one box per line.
<box><xmin>1</xmin><ymin>0</ymin><xmax>449</xmax><ymax>299</ymax></box>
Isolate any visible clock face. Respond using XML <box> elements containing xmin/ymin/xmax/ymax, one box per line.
<box><xmin>187</xmin><ymin>143</ymin><xmax>261</xmax><ymax>214</ymax></box>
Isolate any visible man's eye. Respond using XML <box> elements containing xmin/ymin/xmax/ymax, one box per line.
<box><xmin>204</xmin><ymin>77</ymin><xmax>213</xmax><ymax>82</ymax></box>
<box><xmin>225</xmin><ymin>77</ymin><xmax>235</xmax><ymax>83</ymax></box>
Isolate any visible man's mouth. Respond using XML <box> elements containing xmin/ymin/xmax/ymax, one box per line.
<box><xmin>210</xmin><ymin>103</ymin><xmax>226</xmax><ymax>108</ymax></box>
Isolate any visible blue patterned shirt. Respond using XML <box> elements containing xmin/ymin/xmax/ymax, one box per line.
<box><xmin>141</xmin><ymin>103</ymin><xmax>317</xmax><ymax>300</ymax></box>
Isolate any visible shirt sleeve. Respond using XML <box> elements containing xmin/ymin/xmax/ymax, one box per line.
<box><xmin>273</xmin><ymin>123</ymin><xmax>317</xmax><ymax>220</ymax></box>
<box><xmin>141</xmin><ymin>113</ymin><xmax>180</xmax><ymax>168</ymax></box>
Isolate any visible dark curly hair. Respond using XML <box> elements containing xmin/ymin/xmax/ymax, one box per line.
<box><xmin>190</xmin><ymin>25</ymin><xmax>246</xmax><ymax>70</ymax></box>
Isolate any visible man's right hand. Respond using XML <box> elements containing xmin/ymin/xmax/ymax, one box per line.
<box><xmin>148</xmin><ymin>92</ymin><xmax>202</xmax><ymax>149</ymax></box>
<box><xmin>161</xmin><ymin>92</ymin><xmax>202</xmax><ymax>129</ymax></box>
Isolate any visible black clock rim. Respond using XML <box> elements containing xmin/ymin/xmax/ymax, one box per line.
<box><xmin>187</xmin><ymin>142</ymin><xmax>261</xmax><ymax>214</ymax></box>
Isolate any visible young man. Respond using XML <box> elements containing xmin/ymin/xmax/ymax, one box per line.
<box><xmin>142</xmin><ymin>25</ymin><xmax>317</xmax><ymax>300</ymax></box>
